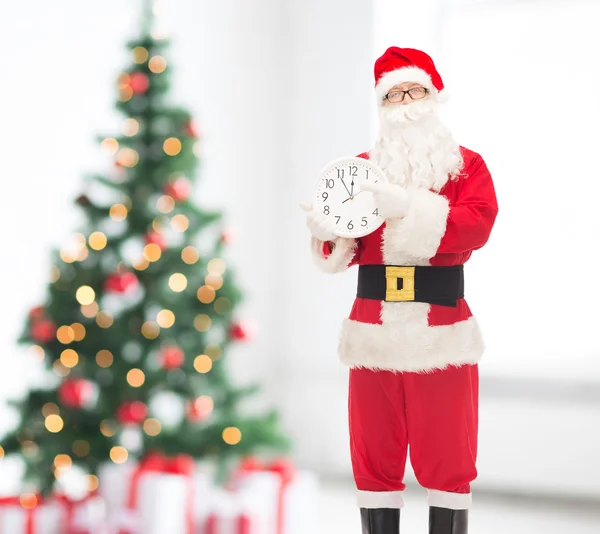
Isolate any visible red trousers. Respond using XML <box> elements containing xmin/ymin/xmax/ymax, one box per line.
<box><xmin>349</xmin><ymin>364</ymin><xmax>478</xmax><ymax>510</ymax></box>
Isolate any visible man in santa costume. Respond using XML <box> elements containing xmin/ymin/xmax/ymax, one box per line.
<box><xmin>302</xmin><ymin>47</ymin><xmax>498</xmax><ymax>534</ymax></box>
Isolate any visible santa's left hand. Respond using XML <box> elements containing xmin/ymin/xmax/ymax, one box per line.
<box><xmin>360</xmin><ymin>182</ymin><xmax>410</xmax><ymax>220</ymax></box>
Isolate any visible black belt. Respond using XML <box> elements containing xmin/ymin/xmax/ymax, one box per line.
<box><xmin>357</xmin><ymin>264</ymin><xmax>464</xmax><ymax>307</ymax></box>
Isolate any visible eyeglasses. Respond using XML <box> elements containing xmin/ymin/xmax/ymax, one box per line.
<box><xmin>384</xmin><ymin>87</ymin><xmax>429</xmax><ymax>103</ymax></box>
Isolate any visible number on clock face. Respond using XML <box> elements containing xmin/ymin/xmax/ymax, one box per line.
<box><xmin>314</xmin><ymin>159</ymin><xmax>386</xmax><ymax>238</ymax></box>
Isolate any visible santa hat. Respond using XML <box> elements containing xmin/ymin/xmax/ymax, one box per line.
<box><xmin>374</xmin><ymin>47</ymin><xmax>444</xmax><ymax>104</ymax></box>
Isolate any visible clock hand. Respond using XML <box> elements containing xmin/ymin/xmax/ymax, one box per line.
<box><xmin>342</xmin><ymin>191</ymin><xmax>363</xmax><ymax>203</ymax></box>
<box><xmin>340</xmin><ymin>177</ymin><xmax>352</xmax><ymax>198</ymax></box>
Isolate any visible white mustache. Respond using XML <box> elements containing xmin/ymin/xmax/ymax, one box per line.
<box><xmin>379</xmin><ymin>98</ymin><xmax>438</xmax><ymax>125</ymax></box>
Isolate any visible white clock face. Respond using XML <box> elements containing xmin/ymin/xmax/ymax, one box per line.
<box><xmin>314</xmin><ymin>157</ymin><xmax>387</xmax><ymax>238</ymax></box>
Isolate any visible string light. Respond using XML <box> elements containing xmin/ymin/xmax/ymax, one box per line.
<box><xmin>110</xmin><ymin>446</ymin><xmax>128</xmax><ymax>464</ymax></box>
<box><xmin>205</xmin><ymin>274</ymin><xmax>223</xmax><ymax>290</ymax></box>
<box><xmin>223</xmin><ymin>427</ymin><xmax>242</xmax><ymax>445</ymax></box>
<box><xmin>100</xmin><ymin>420</ymin><xmax>117</xmax><ymax>437</ymax></box>
<box><xmin>20</xmin><ymin>494</ymin><xmax>37</xmax><ymax>510</ymax></box>
<box><xmin>56</xmin><ymin>325</ymin><xmax>75</xmax><ymax>344</ymax></box>
<box><xmin>81</xmin><ymin>302</ymin><xmax>99</xmax><ymax>318</ymax></box>
<box><xmin>53</xmin><ymin>360</ymin><xmax>70</xmax><ymax>377</ymax></box>
<box><xmin>109</xmin><ymin>204</ymin><xmax>128</xmax><ymax>222</ymax></box>
<box><xmin>88</xmin><ymin>475</ymin><xmax>99</xmax><ymax>491</ymax></box>
<box><xmin>60</xmin><ymin>349</ymin><xmax>79</xmax><ymax>368</ymax></box>
<box><xmin>117</xmin><ymin>148</ymin><xmax>139</xmax><ymax>167</ymax></box>
<box><xmin>157</xmin><ymin>195</ymin><xmax>175</xmax><ymax>214</ymax></box>
<box><xmin>22</xmin><ymin>441</ymin><xmax>39</xmax><ymax>458</ymax></box>
<box><xmin>143</xmin><ymin>244</ymin><xmax>162</xmax><ymax>262</ymax></box>
<box><xmin>214</xmin><ymin>297</ymin><xmax>232</xmax><ymax>315</ymax></box>
<box><xmin>143</xmin><ymin>418</ymin><xmax>162</xmax><ymax>436</ymax></box>
<box><xmin>193</xmin><ymin>314</ymin><xmax>211</xmax><ymax>332</ymax></box>
<box><xmin>157</xmin><ymin>309</ymin><xmax>175</xmax><ymax>328</ymax></box>
<box><xmin>163</xmin><ymin>137</ymin><xmax>181</xmax><ymax>156</ymax></box>
<box><xmin>45</xmin><ymin>414</ymin><xmax>64</xmax><ymax>433</ymax></box>
<box><xmin>134</xmin><ymin>257</ymin><xmax>150</xmax><ymax>271</ymax></box>
<box><xmin>197</xmin><ymin>285</ymin><xmax>216</xmax><ymax>304</ymax></box>
<box><xmin>127</xmin><ymin>368</ymin><xmax>145</xmax><ymax>387</ymax></box>
<box><xmin>54</xmin><ymin>454</ymin><xmax>72</xmax><ymax>473</ymax></box>
<box><xmin>101</xmin><ymin>138</ymin><xmax>119</xmax><ymax>154</ymax></box>
<box><xmin>96</xmin><ymin>350</ymin><xmax>114</xmax><ymax>368</ymax></box>
<box><xmin>89</xmin><ymin>231</ymin><xmax>107</xmax><ymax>251</ymax></box>
<box><xmin>0</xmin><ymin>446</ymin><xmax>4</xmax><ymax>459</ymax></box>
<box><xmin>168</xmin><ymin>273</ymin><xmax>187</xmax><ymax>292</ymax></box>
<box><xmin>60</xmin><ymin>250</ymin><xmax>77</xmax><ymax>264</ymax></box>
<box><xmin>123</xmin><ymin>118</ymin><xmax>140</xmax><ymax>136</ymax></box>
<box><xmin>50</xmin><ymin>265</ymin><xmax>61</xmax><ymax>282</ymax></box>
<box><xmin>193</xmin><ymin>395</ymin><xmax>214</xmax><ymax>418</ymax></box>
<box><xmin>141</xmin><ymin>321</ymin><xmax>160</xmax><ymax>339</ymax></box>
<box><xmin>193</xmin><ymin>354</ymin><xmax>213</xmax><ymax>374</ymax></box>
<box><xmin>132</xmin><ymin>46</ymin><xmax>149</xmax><ymax>64</ymax></box>
<box><xmin>205</xmin><ymin>345</ymin><xmax>222</xmax><ymax>360</ymax></box>
<box><xmin>170</xmin><ymin>214</ymin><xmax>189</xmax><ymax>232</ymax></box>
<box><xmin>149</xmin><ymin>56</ymin><xmax>167</xmax><ymax>74</ymax></box>
<box><xmin>96</xmin><ymin>312</ymin><xmax>114</xmax><ymax>328</ymax></box>
<box><xmin>77</xmin><ymin>246</ymin><xmax>90</xmax><ymax>262</ymax></box>
<box><xmin>208</xmin><ymin>258</ymin><xmax>226</xmax><ymax>276</ymax></box>
<box><xmin>42</xmin><ymin>403</ymin><xmax>59</xmax><ymax>417</ymax></box>
<box><xmin>73</xmin><ymin>440</ymin><xmax>90</xmax><ymax>457</ymax></box>
<box><xmin>151</xmin><ymin>217</ymin><xmax>164</xmax><ymax>232</ymax></box>
<box><xmin>119</xmin><ymin>85</ymin><xmax>133</xmax><ymax>102</ymax></box>
<box><xmin>30</xmin><ymin>345</ymin><xmax>45</xmax><ymax>361</ymax></box>
<box><xmin>71</xmin><ymin>323</ymin><xmax>86</xmax><ymax>341</ymax></box>
<box><xmin>181</xmin><ymin>246</ymin><xmax>199</xmax><ymax>264</ymax></box>
<box><xmin>76</xmin><ymin>286</ymin><xmax>95</xmax><ymax>305</ymax></box>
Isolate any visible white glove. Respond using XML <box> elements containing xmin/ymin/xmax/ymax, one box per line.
<box><xmin>299</xmin><ymin>202</ymin><xmax>338</xmax><ymax>242</ymax></box>
<box><xmin>360</xmin><ymin>182</ymin><xmax>410</xmax><ymax>220</ymax></box>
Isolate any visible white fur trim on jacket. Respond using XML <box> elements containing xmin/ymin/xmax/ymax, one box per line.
<box><xmin>375</xmin><ymin>66</ymin><xmax>436</xmax><ymax>103</ymax></box>
<box><xmin>338</xmin><ymin>313</ymin><xmax>484</xmax><ymax>373</ymax></box>
<box><xmin>310</xmin><ymin>236</ymin><xmax>358</xmax><ymax>274</ymax></box>
<box><xmin>386</xmin><ymin>188</ymin><xmax>450</xmax><ymax>260</ymax></box>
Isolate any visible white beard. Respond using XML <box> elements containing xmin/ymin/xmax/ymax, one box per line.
<box><xmin>369</xmin><ymin>98</ymin><xmax>463</xmax><ymax>192</ymax></box>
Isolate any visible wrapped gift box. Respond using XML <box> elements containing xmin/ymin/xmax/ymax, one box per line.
<box><xmin>232</xmin><ymin>459</ymin><xmax>319</xmax><ymax>534</ymax></box>
<box><xmin>0</xmin><ymin>497</ymin><xmax>62</xmax><ymax>534</ymax></box>
<box><xmin>98</xmin><ymin>453</ymin><xmax>195</xmax><ymax>534</ymax></box>
<box><xmin>196</xmin><ymin>489</ymin><xmax>257</xmax><ymax>534</ymax></box>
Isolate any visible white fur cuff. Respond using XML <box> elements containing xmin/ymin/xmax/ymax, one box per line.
<box><xmin>310</xmin><ymin>236</ymin><xmax>358</xmax><ymax>273</ymax></box>
<box><xmin>386</xmin><ymin>188</ymin><xmax>450</xmax><ymax>260</ymax></box>
<box><xmin>357</xmin><ymin>490</ymin><xmax>405</xmax><ymax>509</ymax></box>
<box><xmin>427</xmin><ymin>490</ymin><xmax>472</xmax><ymax>510</ymax></box>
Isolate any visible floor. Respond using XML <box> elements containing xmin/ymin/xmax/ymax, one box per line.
<box><xmin>319</xmin><ymin>480</ymin><xmax>600</xmax><ymax>533</ymax></box>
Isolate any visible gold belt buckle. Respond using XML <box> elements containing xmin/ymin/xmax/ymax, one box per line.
<box><xmin>385</xmin><ymin>266</ymin><xmax>416</xmax><ymax>302</ymax></box>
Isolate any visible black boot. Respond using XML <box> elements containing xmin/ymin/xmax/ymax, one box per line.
<box><xmin>360</xmin><ymin>508</ymin><xmax>400</xmax><ymax>534</ymax></box>
<box><xmin>429</xmin><ymin>506</ymin><xmax>468</xmax><ymax>534</ymax></box>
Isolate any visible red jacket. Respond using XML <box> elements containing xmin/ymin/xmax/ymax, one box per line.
<box><xmin>310</xmin><ymin>147</ymin><xmax>498</xmax><ymax>372</ymax></box>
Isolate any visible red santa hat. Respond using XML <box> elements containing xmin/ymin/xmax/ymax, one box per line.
<box><xmin>374</xmin><ymin>47</ymin><xmax>444</xmax><ymax>104</ymax></box>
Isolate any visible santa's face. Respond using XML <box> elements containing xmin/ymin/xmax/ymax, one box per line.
<box><xmin>371</xmin><ymin>80</ymin><xmax>463</xmax><ymax>190</ymax></box>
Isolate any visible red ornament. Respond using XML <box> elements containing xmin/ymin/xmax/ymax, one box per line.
<box><xmin>116</xmin><ymin>400</ymin><xmax>147</xmax><ymax>425</ymax></box>
<box><xmin>229</xmin><ymin>321</ymin><xmax>254</xmax><ymax>342</ymax></box>
<box><xmin>30</xmin><ymin>319</ymin><xmax>57</xmax><ymax>344</ymax></box>
<box><xmin>183</xmin><ymin>120</ymin><xmax>199</xmax><ymax>138</ymax></box>
<box><xmin>129</xmin><ymin>72</ymin><xmax>149</xmax><ymax>94</ymax></box>
<box><xmin>163</xmin><ymin>178</ymin><xmax>191</xmax><ymax>203</ymax></box>
<box><xmin>144</xmin><ymin>231</ymin><xmax>166</xmax><ymax>250</ymax></box>
<box><xmin>160</xmin><ymin>345</ymin><xmax>184</xmax><ymax>369</ymax></box>
<box><xmin>28</xmin><ymin>306</ymin><xmax>46</xmax><ymax>321</ymax></box>
<box><xmin>104</xmin><ymin>272</ymin><xmax>139</xmax><ymax>294</ymax></box>
<box><xmin>58</xmin><ymin>378</ymin><xmax>94</xmax><ymax>409</ymax></box>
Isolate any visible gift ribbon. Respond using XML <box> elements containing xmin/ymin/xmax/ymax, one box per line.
<box><xmin>124</xmin><ymin>451</ymin><xmax>195</xmax><ymax>534</ymax></box>
<box><xmin>0</xmin><ymin>495</ymin><xmax>43</xmax><ymax>534</ymax></box>
<box><xmin>236</xmin><ymin>458</ymin><xmax>295</xmax><ymax>534</ymax></box>
<box><xmin>54</xmin><ymin>491</ymin><xmax>99</xmax><ymax>534</ymax></box>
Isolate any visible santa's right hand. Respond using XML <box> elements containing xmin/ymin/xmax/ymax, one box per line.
<box><xmin>299</xmin><ymin>202</ymin><xmax>338</xmax><ymax>242</ymax></box>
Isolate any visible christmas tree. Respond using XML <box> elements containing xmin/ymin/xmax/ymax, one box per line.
<box><xmin>1</xmin><ymin>2</ymin><xmax>288</xmax><ymax>495</ymax></box>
